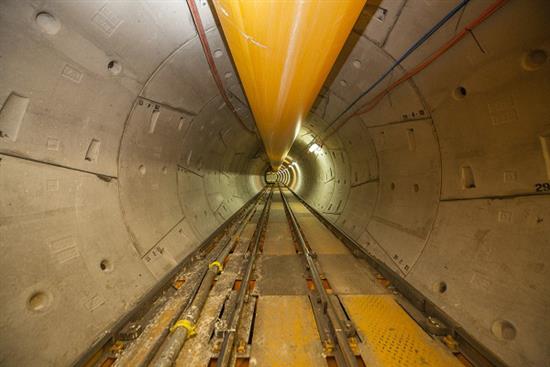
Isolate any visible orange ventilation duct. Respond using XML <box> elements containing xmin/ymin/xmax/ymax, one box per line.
<box><xmin>212</xmin><ymin>0</ymin><xmax>366</xmax><ymax>170</ymax></box>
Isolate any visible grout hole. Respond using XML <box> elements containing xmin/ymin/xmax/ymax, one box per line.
<box><xmin>522</xmin><ymin>49</ymin><xmax>547</xmax><ymax>71</ymax></box>
<box><xmin>453</xmin><ymin>86</ymin><xmax>467</xmax><ymax>100</ymax></box>
<box><xmin>35</xmin><ymin>12</ymin><xmax>61</xmax><ymax>35</ymax></box>
<box><xmin>107</xmin><ymin>60</ymin><xmax>122</xmax><ymax>75</ymax></box>
<box><xmin>85</xmin><ymin>138</ymin><xmax>101</xmax><ymax>162</ymax></box>
<box><xmin>100</xmin><ymin>259</ymin><xmax>113</xmax><ymax>272</ymax></box>
<box><xmin>27</xmin><ymin>291</ymin><xmax>52</xmax><ymax>312</ymax></box>
<box><xmin>178</xmin><ymin>117</ymin><xmax>185</xmax><ymax>131</ymax></box>
<box><xmin>491</xmin><ymin>320</ymin><xmax>517</xmax><ymax>340</ymax></box>
<box><xmin>461</xmin><ymin>166</ymin><xmax>476</xmax><ymax>189</ymax></box>
<box><xmin>434</xmin><ymin>281</ymin><xmax>447</xmax><ymax>293</ymax></box>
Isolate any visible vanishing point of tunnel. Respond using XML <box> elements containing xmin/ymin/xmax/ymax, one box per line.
<box><xmin>0</xmin><ymin>1</ymin><xmax>549</xmax><ymax>367</ymax></box>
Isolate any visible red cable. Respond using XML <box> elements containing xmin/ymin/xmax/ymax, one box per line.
<box><xmin>324</xmin><ymin>0</ymin><xmax>508</xmax><ymax>139</ymax></box>
<box><xmin>186</xmin><ymin>0</ymin><xmax>255</xmax><ymax>134</ymax></box>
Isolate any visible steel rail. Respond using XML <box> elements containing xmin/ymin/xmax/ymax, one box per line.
<box><xmin>278</xmin><ymin>186</ymin><xmax>358</xmax><ymax>367</ymax></box>
<box><xmin>129</xmin><ymin>197</ymin><xmax>259</xmax><ymax>367</ymax></box>
<box><xmin>152</xmin><ymin>189</ymin><xmax>269</xmax><ymax>367</ymax></box>
<box><xmin>286</xmin><ymin>186</ymin><xmax>509</xmax><ymax>367</ymax></box>
<box><xmin>216</xmin><ymin>186</ymin><xmax>273</xmax><ymax>366</ymax></box>
<box><xmin>77</xmin><ymin>189</ymin><xmax>265</xmax><ymax>367</ymax></box>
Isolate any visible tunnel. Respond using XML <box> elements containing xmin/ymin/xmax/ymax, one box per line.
<box><xmin>0</xmin><ymin>0</ymin><xmax>549</xmax><ymax>366</ymax></box>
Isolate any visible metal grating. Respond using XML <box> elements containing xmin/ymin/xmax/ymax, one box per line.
<box><xmin>342</xmin><ymin>295</ymin><xmax>463</xmax><ymax>367</ymax></box>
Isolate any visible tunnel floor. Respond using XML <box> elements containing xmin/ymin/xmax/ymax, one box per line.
<box><xmin>99</xmin><ymin>188</ymin><xmax>466</xmax><ymax>367</ymax></box>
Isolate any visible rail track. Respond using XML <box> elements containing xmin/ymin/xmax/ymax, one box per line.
<box><xmin>81</xmin><ymin>185</ymin><xmax>474</xmax><ymax>367</ymax></box>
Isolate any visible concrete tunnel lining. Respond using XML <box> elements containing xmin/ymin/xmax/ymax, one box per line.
<box><xmin>0</xmin><ymin>0</ymin><xmax>549</xmax><ymax>366</ymax></box>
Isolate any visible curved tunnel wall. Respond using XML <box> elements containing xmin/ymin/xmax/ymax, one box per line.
<box><xmin>0</xmin><ymin>1</ymin><xmax>262</xmax><ymax>365</ymax></box>
<box><xmin>0</xmin><ymin>1</ymin><xmax>549</xmax><ymax>367</ymax></box>
<box><xmin>291</xmin><ymin>1</ymin><xmax>550</xmax><ymax>366</ymax></box>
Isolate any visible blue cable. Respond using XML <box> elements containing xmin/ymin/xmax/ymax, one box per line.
<box><xmin>326</xmin><ymin>0</ymin><xmax>470</xmax><ymax>129</ymax></box>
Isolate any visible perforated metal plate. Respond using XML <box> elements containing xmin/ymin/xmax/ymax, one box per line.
<box><xmin>342</xmin><ymin>295</ymin><xmax>463</xmax><ymax>367</ymax></box>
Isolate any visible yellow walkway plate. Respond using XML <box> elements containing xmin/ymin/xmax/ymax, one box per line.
<box><xmin>297</xmin><ymin>217</ymin><xmax>350</xmax><ymax>255</ymax></box>
<box><xmin>250</xmin><ymin>296</ymin><xmax>327</xmax><ymax>367</ymax></box>
<box><xmin>341</xmin><ymin>295</ymin><xmax>463</xmax><ymax>367</ymax></box>
<box><xmin>262</xmin><ymin>199</ymin><xmax>295</xmax><ymax>255</ymax></box>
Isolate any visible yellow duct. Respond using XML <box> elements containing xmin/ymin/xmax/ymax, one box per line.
<box><xmin>212</xmin><ymin>0</ymin><xmax>366</xmax><ymax>170</ymax></box>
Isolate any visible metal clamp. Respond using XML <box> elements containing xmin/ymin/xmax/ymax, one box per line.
<box><xmin>170</xmin><ymin>319</ymin><xmax>197</xmax><ymax>337</ymax></box>
<box><xmin>209</xmin><ymin>260</ymin><xmax>223</xmax><ymax>273</ymax></box>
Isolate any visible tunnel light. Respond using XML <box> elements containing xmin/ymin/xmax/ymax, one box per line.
<box><xmin>308</xmin><ymin>143</ymin><xmax>321</xmax><ymax>154</ymax></box>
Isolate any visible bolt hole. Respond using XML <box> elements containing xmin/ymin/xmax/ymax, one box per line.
<box><xmin>492</xmin><ymin>320</ymin><xmax>516</xmax><ymax>340</ymax></box>
<box><xmin>27</xmin><ymin>291</ymin><xmax>52</xmax><ymax>312</ymax></box>
<box><xmin>453</xmin><ymin>86</ymin><xmax>467</xmax><ymax>100</ymax></box>
<box><xmin>162</xmin><ymin>166</ymin><xmax>168</xmax><ymax>174</ymax></box>
<box><xmin>413</xmin><ymin>184</ymin><xmax>419</xmax><ymax>192</ymax></box>
<box><xmin>100</xmin><ymin>259</ymin><xmax>113</xmax><ymax>272</ymax></box>
<box><xmin>178</xmin><ymin>117</ymin><xmax>186</xmax><ymax>131</ymax></box>
<box><xmin>352</xmin><ymin>59</ymin><xmax>362</xmax><ymax>69</ymax></box>
<box><xmin>138</xmin><ymin>165</ymin><xmax>146</xmax><ymax>175</ymax></box>
<box><xmin>107</xmin><ymin>60</ymin><xmax>122</xmax><ymax>75</ymax></box>
<box><xmin>390</xmin><ymin>182</ymin><xmax>395</xmax><ymax>190</ymax></box>
<box><xmin>224</xmin><ymin>72</ymin><xmax>232</xmax><ymax>79</ymax></box>
<box><xmin>213</xmin><ymin>49</ymin><xmax>223</xmax><ymax>58</ymax></box>
<box><xmin>339</xmin><ymin>80</ymin><xmax>348</xmax><ymax>87</ymax></box>
<box><xmin>435</xmin><ymin>281</ymin><xmax>447</xmax><ymax>293</ymax></box>
<box><xmin>522</xmin><ymin>49</ymin><xmax>547</xmax><ymax>71</ymax></box>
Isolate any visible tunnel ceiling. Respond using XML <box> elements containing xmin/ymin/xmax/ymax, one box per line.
<box><xmin>0</xmin><ymin>1</ymin><xmax>549</xmax><ymax>366</ymax></box>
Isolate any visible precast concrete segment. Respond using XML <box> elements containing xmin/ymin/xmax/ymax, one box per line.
<box><xmin>1</xmin><ymin>1</ymin><xmax>548</xmax><ymax>366</ymax></box>
<box><xmin>290</xmin><ymin>1</ymin><xmax>550</xmax><ymax>365</ymax></box>
<box><xmin>211</xmin><ymin>0</ymin><xmax>366</xmax><ymax>169</ymax></box>
<box><xmin>185</xmin><ymin>0</ymin><xmax>255</xmax><ymax>134</ymax></box>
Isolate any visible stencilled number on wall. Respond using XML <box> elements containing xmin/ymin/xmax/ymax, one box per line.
<box><xmin>535</xmin><ymin>182</ymin><xmax>550</xmax><ymax>192</ymax></box>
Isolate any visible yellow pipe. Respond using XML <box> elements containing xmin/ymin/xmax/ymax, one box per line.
<box><xmin>212</xmin><ymin>0</ymin><xmax>366</xmax><ymax>170</ymax></box>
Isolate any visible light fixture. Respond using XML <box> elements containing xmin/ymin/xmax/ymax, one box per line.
<box><xmin>308</xmin><ymin>143</ymin><xmax>322</xmax><ymax>154</ymax></box>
